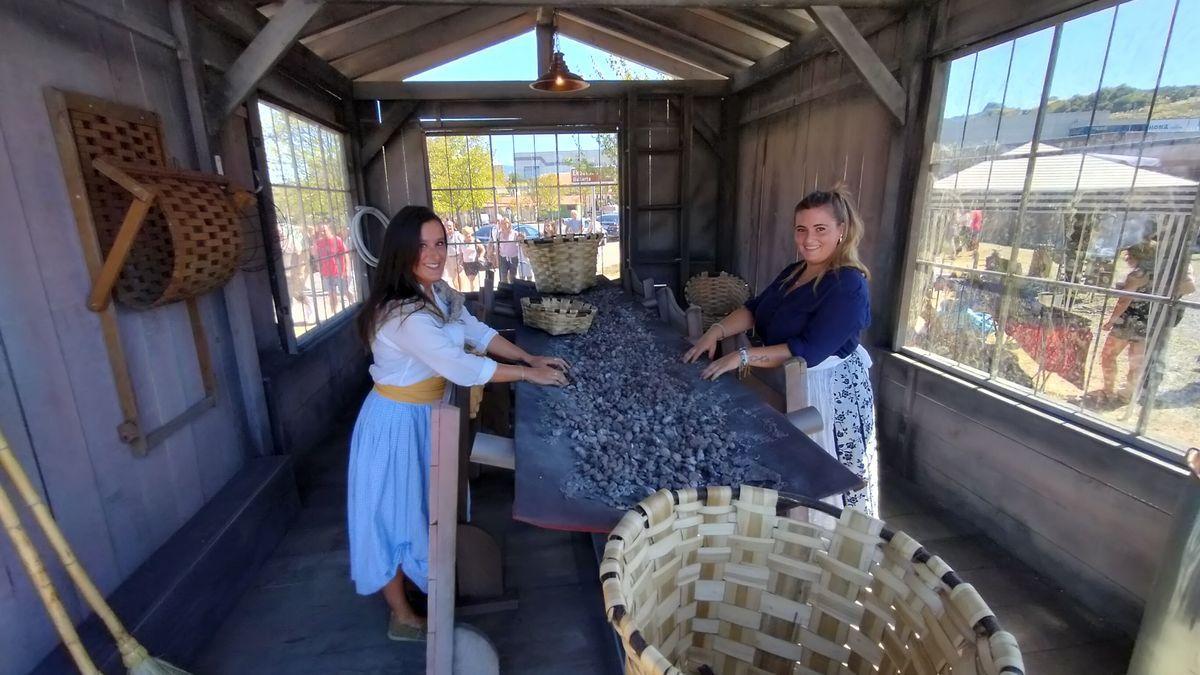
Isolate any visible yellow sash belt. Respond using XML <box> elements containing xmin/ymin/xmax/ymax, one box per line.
<box><xmin>374</xmin><ymin>377</ymin><xmax>447</xmax><ymax>404</ymax></box>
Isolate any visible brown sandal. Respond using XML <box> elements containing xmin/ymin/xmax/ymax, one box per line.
<box><xmin>387</xmin><ymin>614</ymin><xmax>427</xmax><ymax>642</ymax></box>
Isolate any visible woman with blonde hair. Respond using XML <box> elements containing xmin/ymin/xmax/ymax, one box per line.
<box><xmin>684</xmin><ymin>188</ymin><xmax>876</xmax><ymax>513</ymax></box>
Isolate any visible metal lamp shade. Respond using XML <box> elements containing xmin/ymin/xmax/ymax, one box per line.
<box><xmin>530</xmin><ymin>51</ymin><xmax>589</xmax><ymax>92</ymax></box>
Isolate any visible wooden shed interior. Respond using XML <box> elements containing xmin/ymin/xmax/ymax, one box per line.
<box><xmin>1</xmin><ymin>0</ymin><xmax>1198</xmax><ymax>673</ymax></box>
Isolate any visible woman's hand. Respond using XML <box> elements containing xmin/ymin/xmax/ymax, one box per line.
<box><xmin>682</xmin><ymin>332</ymin><xmax>720</xmax><ymax>363</ymax></box>
<box><xmin>700</xmin><ymin>352</ymin><xmax>740</xmax><ymax>381</ymax></box>
<box><xmin>525</xmin><ymin>364</ymin><xmax>569</xmax><ymax>386</ymax></box>
<box><xmin>526</xmin><ymin>355</ymin><xmax>570</xmax><ymax>371</ymax></box>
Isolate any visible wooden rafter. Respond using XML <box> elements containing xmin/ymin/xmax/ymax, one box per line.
<box><xmin>715</xmin><ymin>8</ymin><xmax>815</xmax><ymax>42</ymax></box>
<box><xmin>210</xmin><ymin>0</ymin><xmax>327</xmax><ymax>124</ymax></box>
<box><xmin>564</xmin><ymin>8</ymin><xmax>743</xmax><ymax>75</ymax></box>
<box><xmin>356</xmin><ymin>11</ymin><xmax>536</xmax><ymax>81</ymax></box>
<box><xmin>304</xmin><ymin>6</ymin><xmax>462</xmax><ymax>61</ymax></box>
<box><xmin>611</xmin><ymin>8</ymin><xmax>757</xmax><ymax>68</ymax></box>
<box><xmin>555</xmin><ymin>13</ymin><xmax>726</xmax><ymax>80</ymax></box>
<box><xmin>689</xmin><ymin>8</ymin><xmax>789</xmax><ymax>48</ymax></box>
<box><xmin>631</xmin><ymin>7</ymin><xmax>780</xmax><ymax>61</ymax></box>
<box><xmin>808</xmin><ymin>5</ymin><xmax>905</xmax><ymax>123</ymax></box>
<box><xmin>331</xmin><ymin>7</ymin><xmax>531</xmax><ymax>79</ymax></box>
<box><xmin>536</xmin><ymin>6</ymin><xmax>554</xmax><ymax>73</ymax></box>
<box><xmin>265</xmin><ymin>2</ymin><xmax>386</xmax><ymax>39</ymax></box>
<box><xmin>730</xmin><ymin>7</ymin><xmax>895</xmax><ymax>92</ymax></box>
<box><xmin>195</xmin><ymin>0</ymin><xmax>351</xmax><ymax>101</ymax></box>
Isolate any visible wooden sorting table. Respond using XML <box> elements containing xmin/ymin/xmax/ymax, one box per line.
<box><xmin>511</xmin><ymin>286</ymin><xmax>861</xmax><ymax>533</ymax></box>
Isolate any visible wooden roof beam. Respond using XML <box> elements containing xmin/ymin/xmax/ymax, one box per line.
<box><xmin>713</xmin><ymin>8</ymin><xmax>815</xmax><ymax>42</ymax></box>
<box><xmin>631</xmin><ymin>7</ymin><xmax>780</xmax><ymax>61</ymax></box>
<box><xmin>354</xmin><ymin>10</ymin><xmax>537</xmax><ymax>81</ymax></box>
<box><xmin>209</xmin><ymin>0</ymin><xmax>327</xmax><ymax>125</ymax></box>
<box><xmin>564</xmin><ymin>8</ymin><xmax>744</xmax><ymax>75</ymax></box>
<box><xmin>331</xmin><ymin>7</ymin><xmax>531</xmax><ymax>79</ymax></box>
<box><xmin>353</xmin><ymin>80</ymin><xmax>731</xmax><ymax>100</ymax></box>
<box><xmin>730</xmin><ymin>7</ymin><xmax>895</xmax><ymax>92</ymax></box>
<box><xmin>808</xmin><ymin>5</ymin><xmax>905</xmax><ymax>123</ymax></box>
<box><xmin>303</xmin><ymin>6</ymin><xmax>463</xmax><ymax>61</ymax></box>
<box><xmin>555</xmin><ymin>14</ymin><xmax>726</xmax><ymax>81</ymax></box>
<box><xmin>195</xmin><ymin>0</ymin><xmax>352</xmax><ymax>100</ymax></box>
<box><xmin>689</xmin><ymin>8</ymin><xmax>788</xmax><ymax>48</ymax></box>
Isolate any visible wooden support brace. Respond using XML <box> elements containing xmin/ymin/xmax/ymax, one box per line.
<box><xmin>209</xmin><ymin>0</ymin><xmax>326</xmax><ymax>126</ymax></box>
<box><xmin>808</xmin><ymin>5</ymin><xmax>906</xmax><ymax>124</ymax></box>
<box><xmin>359</xmin><ymin>101</ymin><xmax>419</xmax><ymax>167</ymax></box>
<box><xmin>87</xmin><ymin>196</ymin><xmax>154</xmax><ymax>312</ymax></box>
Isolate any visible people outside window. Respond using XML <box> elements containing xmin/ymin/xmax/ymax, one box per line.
<box><xmin>494</xmin><ymin>217</ymin><xmax>523</xmax><ymax>284</ymax></box>
<box><xmin>564</xmin><ymin>209</ymin><xmax>582</xmax><ymax>234</ymax></box>
<box><xmin>444</xmin><ymin>219</ymin><xmax>465</xmax><ymax>290</ymax></box>
<box><xmin>278</xmin><ymin>216</ymin><xmax>311</xmax><ymax>312</ymax></box>
<box><xmin>1089</xmin><ymin>241</ymin><xmax>1195</xmax><ymax>408</ymax></box>
<box><xmin>313</xmin><ymin>222</ymin><xmax>351</xmax><ymax>315</ymax></box>
<box><xmin>460</xmin><ymin>226</ymin><xmax>482</xmax><ymax>292</ymax></box>
<box><xmin>684</xmin><ymin>188</ymin><xmax>877</xmax><ymax>515</ymax></box>
<box><xmin>348</xmin><ymin>205</ymin><xmax>569</xmax><ymax>641</ymax></box>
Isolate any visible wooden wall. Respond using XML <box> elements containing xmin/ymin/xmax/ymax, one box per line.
<box><xmin>731</xmin><ymin>0</ymin><xmax>1189</xmax><ymax>635</ymax></box>
<box><xmin>0</xmin><ymin>1</ymin><xmax>255</xmax><ymax>672</ymax></box>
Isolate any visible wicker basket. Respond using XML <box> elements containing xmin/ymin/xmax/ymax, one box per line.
<box><xmin>520</xmin><ymin>297</ymin><xmax>596</xmax><ymax>336</ymax></box>
<box><xmin>522</xmin><ymin>235</ymin><xmax>603</xmax><ymax>294</ymax></box>
<box><xmin>601</xmin><ymin>486</ymin><xmax>1024</xmax><ymax>675</ymax></box>
<box><xmin>685</xmin><ymin>273</ymin><xmax>751</xmax><ymax>331</ymax></box>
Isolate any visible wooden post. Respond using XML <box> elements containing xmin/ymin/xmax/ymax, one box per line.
<box><xmin>536</xmin><ymin>7</ymin><xmax>554</xmax><ymax>74</ymax></box>
<box><xmin>427</xmin><ymin>403</ymin><xmax>460</xmax><ymax>674</ymax></box>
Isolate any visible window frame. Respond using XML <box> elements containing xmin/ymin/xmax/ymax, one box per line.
<box><xmin>255</xmin><ymin>97</ymin><xmax>362</xmax><ymax>352</ymax></box>
<box><xmin>894</xmin><ymin>2</ymin><xmax>1200</xmax><ymax>466</ymax></box>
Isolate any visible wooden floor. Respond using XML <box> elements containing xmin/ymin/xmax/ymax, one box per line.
<box><xmin>196</xmin><ymin>418</ymin><xmax>1133</xmax><ymax>674</ymax></box>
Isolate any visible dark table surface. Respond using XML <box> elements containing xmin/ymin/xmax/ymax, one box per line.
<box><xmin>511</xmin><ymin>285</ymin><xmax>861</xmax><ymax>533</ymax></box>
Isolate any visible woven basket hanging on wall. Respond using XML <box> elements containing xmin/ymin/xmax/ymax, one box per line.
<box><xmin>685</xmin><ymin>272</ymin><xmax>751</xmax><ymax>331</ymax></box>
<box><xmin>601</xmin><ymin>486</ymin><xmax>1025</xmax><ymax>675</ymax></box>
<box><xmin>68</xmin><ymin>105</ymin><xmax>241</xmax><ymax>309</ymax></box>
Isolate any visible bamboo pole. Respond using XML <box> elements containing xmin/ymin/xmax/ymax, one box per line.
<box><xmin>0</xmin><ymin>441</ymin><xmax>168</xmax><ymax>672</ymax></box>
<box><xmin>0</xmin><ymin>472</ymin><xmax>98</xmax><ymax>674</ymax></box>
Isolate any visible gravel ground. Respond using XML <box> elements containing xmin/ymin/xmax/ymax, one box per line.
<box><xmin>537</xmin><ymin>286</ymin><xmax>782</xmax><ymax>509</ymax></box>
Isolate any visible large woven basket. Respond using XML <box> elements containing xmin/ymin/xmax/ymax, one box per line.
<box><xmin>520</xmin><ymin>297</ymin><xmax>596</xmax><ymax>336</ymax></box>
<box><xmin>522</xmin><ymin>234</ymin><xmax>603</xmax><ymax>294</ymax></box>
<box><xmin>685</xmin><ymin>273</ymin><xmax>751</xmax><ymax>331</ymax></box>
<box><xmin>601</xmin><ymin>486</ymin><xmax>1024</xmax><ymax>675</ymax></box>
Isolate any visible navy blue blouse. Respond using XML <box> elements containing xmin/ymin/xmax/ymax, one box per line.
<box><xmin>744</xmin><ymin>263</ymin><xmax>870</xmax><ymax>366</ymax></box>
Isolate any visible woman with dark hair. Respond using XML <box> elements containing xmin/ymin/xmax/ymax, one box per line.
<box><xmin>684</xmin><ymin>188</ymin><xmax>877</xmax><ymax>514</ymax></box>
<box><xmin>349</xmin><ymin>205</ymin><xmax>568</xmax><ymax>640</ymax></box>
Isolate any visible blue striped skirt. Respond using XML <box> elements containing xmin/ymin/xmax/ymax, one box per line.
<box><xmin>347</xmin><ymin>390</ymin><xmax>432</xmax><ymax>595</ymax></box>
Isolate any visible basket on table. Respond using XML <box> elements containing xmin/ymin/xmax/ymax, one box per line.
<box><xmin>601</xmin><ymin>486</ymin><xmax>1024</xmax><ymax>675</ymax></box>
<box><xmin>684</xmin><ymin>272</ymin><xmax>750</xmax><ymax>331</ymax></box>
<box><xmin>522</xmin><ymin>234</ymin><xmax>603</xmax><ymax>294</ymax></box>
<box><xmin>520</xmin><ymin>297</ymin><xmax>597</xmax><ymax>336</ymax></box>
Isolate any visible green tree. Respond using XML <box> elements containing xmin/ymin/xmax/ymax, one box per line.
<box><xmin>427</xmin><ymin>135</ymin><xmax>499</xmax><ymax>224</ymax></box>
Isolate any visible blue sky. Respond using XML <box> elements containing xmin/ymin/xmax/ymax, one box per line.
<box><xmin>407</xmin><ymin>31</ymin><xmax>670</xmax><ymax>82</ymax></box>
<box><xmin>944</xmin><ymin>0</ymin><xmax>1197</xmax><ymax>118</ymax></box>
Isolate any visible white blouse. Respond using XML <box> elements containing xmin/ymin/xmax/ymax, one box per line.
<box><xmin>369</xmin><ymin>293</ymin><xmax>499</xmax><ymax>388</ymax></box>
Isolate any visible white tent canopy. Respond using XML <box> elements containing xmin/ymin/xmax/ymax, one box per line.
<box><xmin>933</xmin><ymin>143</ymin><xmax>1196</xmax><ymax>193</ymax></box>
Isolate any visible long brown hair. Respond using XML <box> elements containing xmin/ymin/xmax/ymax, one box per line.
<box><xmin>786</xmin><ymin>186</ymin><xmax>871</xmax><ymax>289</ymax></box>
<box><xmin>356</xmin><ymin>205</ymin><xmax>446</xmax><ymax>348</ymax></box>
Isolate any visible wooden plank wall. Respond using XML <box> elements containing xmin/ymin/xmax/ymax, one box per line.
<box><xmin>0</xmin><ymin>1</ymin><xmax>258</xmax><ymax>672</ymax></box>
<box><xmin>731</xmin><ymin>0</ymin><xmax>1188</xmax><ymax>635</ymax></box>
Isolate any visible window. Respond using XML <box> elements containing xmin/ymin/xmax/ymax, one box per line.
<box><xmin>425</xmin><ymin>132</ymin><xmax>621</xmax><ymax>292</ymax></box>
<box><xmin>258</xmin><ymin>101</ymin><xmax>359</xmax><ymax>343</ymax></box>
<box><xmin>902</xmin><ymin>0</ymin><xmax>1200</xmax><ymax>455</ymax></box>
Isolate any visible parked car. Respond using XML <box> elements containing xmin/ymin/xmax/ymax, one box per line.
<box><xmin>473</xmin><ymin>223</ymin><xmax>540</xmax><ymax>243</ymax></box>
<box><xmin>600</xmin><ymin>214</ymin><xmax>619</xmax><ymax>240</ymax></box>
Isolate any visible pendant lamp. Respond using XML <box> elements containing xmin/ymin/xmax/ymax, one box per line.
<box><xmin>530</xmin><ymin>51</ymin><xmax>589</xmax><ymax>92</ymax></box>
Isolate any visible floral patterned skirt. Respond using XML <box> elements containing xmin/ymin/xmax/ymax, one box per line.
<box><xmin>806</xmin><ymin>346</ymin><xmax>877</xmax><ymax>515</ymax></box>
